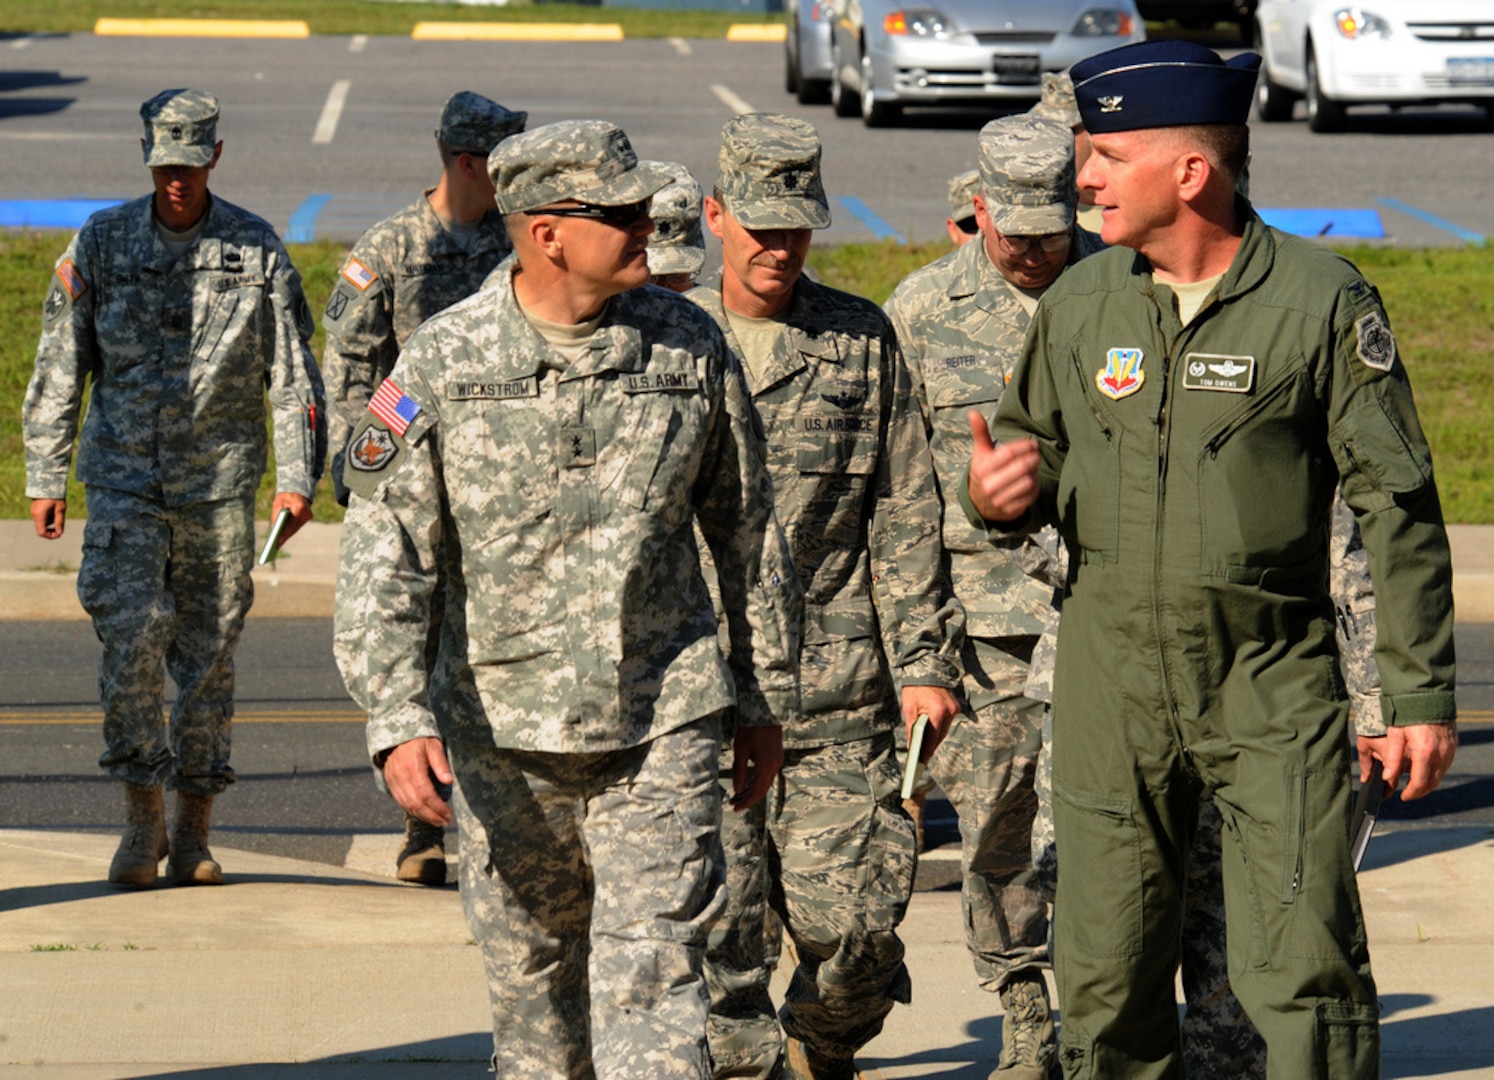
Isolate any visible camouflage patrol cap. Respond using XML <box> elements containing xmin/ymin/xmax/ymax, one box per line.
<box><xmin>140</xmin><ymin>89</ymin><xmax>219</xmax><ymax>168</ymax></box>
<box><xmin>1027</xmin><ymin>72</ymin><xmax>1082</xmax><ymax>131</ymax></box>
<box><xmin>947</xmin><ymin>168</ymin><xmax>981</xmax><ymax>222</ymax></box>
<box><xmin>715</xmin><ymin>113</ymin><xmax>830</xmax><ymax>230</ymax></box>
<box><xmin>435</xmin><ymin>91</ymin><xmax>527</xmax><ymax>155</ymax></box>
<box><xmin>644</xmin><ymin>162</ymin><xmax>706</xmax><ymax>277</ymax></box>
<box><xmin>978</xmin><ymin>114</ymin><xmax>1076</xmax><ymax>236</ymax></box>
<box><xmin>489</xmin><ymin>119</ymin><xmax>671</xmax><ymax>214</ymax></box>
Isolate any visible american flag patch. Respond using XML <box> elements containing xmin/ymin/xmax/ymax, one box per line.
<box><xmin>368</xmin><ymin>379</ymin><xmax>421</xmax><ymax>436</ymax></box>
<box><xmin>56</xmin><ymin>260</ymin><xmax>87</xmax><ymax>300</ymax></box>
<box><xmin>341</xmin><ymin>258</ymin><xmax>377</xmax><ymax>291</ymax></box>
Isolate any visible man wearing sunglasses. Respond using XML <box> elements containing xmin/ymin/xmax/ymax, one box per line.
<box><xmin>694</xmin><ymin>112</ymin><xmax>963</xmax><ymax>1080</ymax></box>
<box><xmin>334</xmin><ymin>118</ymin><xmax>800</xmax><ymax>1080</ymax></box>
<box><xmin>945</xmin><ymin>168</ymin><xmax>981</xmax><ymax>248</ymax></box>
<box><xmin>885</xmin><ymin>114</ymin><xmax>1103</xmax><ymax>1080</ymax></box>
<box><xmin>322</xmin><ymin>90</ymin><xmax>526</xmax><ymax>888</ymax></box>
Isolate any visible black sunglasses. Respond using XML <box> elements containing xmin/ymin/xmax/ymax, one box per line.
<box><xmin>526</xmin><ymin>200</ymin><xmax>651</xmax><ymax>229</ymax></box>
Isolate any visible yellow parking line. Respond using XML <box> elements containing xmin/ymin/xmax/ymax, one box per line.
<box><xmin>412</xmin><ymin>22</ymin><xmax>624</xmax><ymax>42</ymax></box>
<box><xmin>95</xmin><ymin>18</ymin><xmax>310</xmax><ymax>38</ymax></box>
<box><xmin>727</xmin><ymin>24</ymin><xmax>787</xmax><ymax>42</ymax></box>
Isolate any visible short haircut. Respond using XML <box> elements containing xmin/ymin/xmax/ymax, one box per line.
<box><xmin>1177</xmin><ymin>124</ymin><xmax>1250</xmax><ymax>187</ymax></box>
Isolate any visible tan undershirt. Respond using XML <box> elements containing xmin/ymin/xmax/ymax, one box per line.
<box><xmin>724</xmin><ymin>308</ymin><xmax>789</xmax><ymax>388</ymax></box>
<box><xmin>517</xmin><ymin>294</ymin><xmax>608</xmax><ymax>370</ymax></box>
<box><xmin>156</xmin><ymin>216</ymin><xmax>206</xmax><ymax>260</ymax></box>
<box><xmin>1001</xmin><ymin>276</ymin><xmax>1048</xmax><ymax>318</ymax></box>
<box><xmin>1167</xmin><ymin>271</ymin><xmax>1225</xmax><ymax>327</ymax></box>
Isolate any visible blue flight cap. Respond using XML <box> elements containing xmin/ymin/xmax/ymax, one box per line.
<box><xmin>1071</xmin><ymin>40</ymin><xmax>1262</xmax><ymax>134</ymax></box>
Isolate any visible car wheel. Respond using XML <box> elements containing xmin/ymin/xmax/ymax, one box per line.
<box><xmin>831</xmin><ymin>39</ymin><xmax>860</xmax><ymax>118</ymax></box>
<box><xmin>860</xmin><ymin>49</ymin><xmax>900</xmax><ymax>127</ymax></box>
<box><xmin>1305</xmin><ymin>46</ymin><xmax>1345</xmax><ymax>132</ymax></box>
<box><xmin>785</xmin><ymin>38</ymin><xmax>801</xmax><ymax>95</ymax></box>
<box><xmin>1255</xmin><ymin>64</ymin><xmax>1296</xmax><ymax>122</ymax></box>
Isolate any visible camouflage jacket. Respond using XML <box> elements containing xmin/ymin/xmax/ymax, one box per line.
<box><xmin>23</xmin><ymin>193</ymin><xmax>325</xmax><ymax>504</ymax></box>
<box><xmin>692</xmin><ymin>275</ymin><xmax>963</xmax><ymax>748</ymax></box>
<box><xmin>334</xmin><ymin>271</ymin><xmax>802</xmax><ymax>760</ymax></box>
<box><xmin>322</xmin><ymin>192</ymin><xmax>513</xmax><ymax>502</ymax></box>
<box><xmin>886</xmin><ymin>232</ymin><xmax>1102</xmax><ymax>639</ymax></box>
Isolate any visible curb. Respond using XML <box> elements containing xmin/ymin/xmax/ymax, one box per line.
<box><xmin>727</xmin><ymin>24</ymin><xmax>788</xmax><ymax>42</ymax></box>
<box><xmin>411</xmin><ymin>21</ymin><xmax>625</xmax><ymax>41</ymax></box>
<box><xmin>94</xmin><ymin>17</ymin><xmax>310</xmax><ymax>37</ymax></box>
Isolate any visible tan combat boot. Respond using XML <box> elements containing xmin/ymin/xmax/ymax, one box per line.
<box><xmin>784</xmin><ymin>1036</ymin><xmax>856</xmax><ymax>1080</ymax></box>
<box><xmin>167</xmin><ymin>791</ymin><xmax>223</xmax><ymax>886</ymax></box>
<box><xmin>108</xmin><ymin>784</ymin><xmax>168</xmax><ymax>888</ymax></box>
<box><xmin>990</xmin><ymin>974</ymin><xmax>1058</xmax><ymax>1080</ymax></box>
<box><xmin>395</xmin><ymin>812</ymin><xmax>448</xmax><ymax>886</ymax></box>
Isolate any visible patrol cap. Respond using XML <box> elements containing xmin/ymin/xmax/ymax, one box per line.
<box><xmin>977</xmin><ymin>115</ymin><xmax>1076</xmax><ymax>236</ymax></box>
<box><xmin>947</xmin><ymin>169</ymin><xmax>980</xmax><ymax>223</ymax></box>
<box><xmin>489</xmin><ymin>119</ymin><xmax>671</xmax><ymax>214</ymax></box>
<box><xmin>140</xmin><ymin>88</ymin><xmax>219</xmax><ymax>168</ymax></box>
<box><xmin>1071</xmin><ymin>40</ymin><xmax>1262</xmax><ymax>134</ymax></box>
<box><xmin>715</xmin><ymin>113</ymin><xmax>831</xmax><ymax>231</ymax></box>
<box><xmin>644</xmin><ymin>162</ymin><xmax>706</xmax><ymax>277</ymax></box>
<box><xmin>1027</xmin><ymin>72</ymin><xmax>1082</xmax><ymax>130</ymax></box>
<box><xmin>435</xmin><ymin>91</ymin><xmax>527</xmax><ymax>155</ymax></box>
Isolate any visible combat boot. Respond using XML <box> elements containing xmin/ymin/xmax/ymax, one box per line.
<box><xmin>167</xmin><ymin>791</ymin><xmax>223</xmax><ymax>886</ymax></box>
<box><xmin>990</xmin><ymin>973</ymin><xmax>1058</xmax><ymax>1080</ymax></box>
<box><xmin>108</xmin><ymin>784</ymin><xmax>168</xmax><ymax>888</ymax></box>
<box><xmin>784</xmin><ymin>1036</ymin><xmax>856</xmax><ymax>1080</ymax></box>
<box><xmin>395</xmin><ymin>812</ymin><xmax>448</xmax><ymax>885</ymax></box>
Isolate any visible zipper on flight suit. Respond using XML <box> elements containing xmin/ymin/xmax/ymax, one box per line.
<box><xmin>1152</xmin><ymin>344</ymin><xmax>1189</xmax><ymax>754</ymax></box>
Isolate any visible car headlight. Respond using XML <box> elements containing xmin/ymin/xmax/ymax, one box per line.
<box><xmin>1072</xmin><ymin>8</ymin><xmax>1136</xmax><ymax>37</ymax></box>
<box><xmin>884</xmin><ymin>8</ymin><xmax>952</xmax><ymax>37</ymax></box>
<box><xmin>1332</xmin><ymin>7</ymin><xmax>1392</xmax><ymax>38</ymax></box>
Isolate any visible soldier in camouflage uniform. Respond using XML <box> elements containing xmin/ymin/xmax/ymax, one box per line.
<box><xmin>322</xmin><ymin>90</ymin><xmax>525</xmax><ymax>886</ymax></box>
<box><xmin>694</xmin><ymin>113</ymin><xmax>964</xmax><ymax>1080</ymax></box>
<box><xmin>946</xmin><ymin>168</ymin><xmax>981</xmax><ymax>246</ymax></box>
<box><xmin>22</xmin><ymin>89</ymin><xmax>325</xmax><ymax>890</ymax></box>
<box><xmin>886</xmin><ymin>114</ymin><xmax>1104</xmax><ymax>1080</ymax></box>
<box><xmin>332</xmin><ymin>119</ymin><xmax>801</xmax><ymax>1080</ymax></box>
<box><xmin>645</xmin><ymin>161</ymin><xmax>707</xmax><ymax>293</ymax></box>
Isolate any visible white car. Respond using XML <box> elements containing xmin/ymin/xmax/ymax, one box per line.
<box><xmin>1255</xmin><ymin>0</ymin><xmax>1494</xmax><ymax>130</ymax></box>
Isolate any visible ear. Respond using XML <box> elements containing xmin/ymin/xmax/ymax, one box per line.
<box><xmin>703</xmin><ymin>196</ymin><xmax>726</xmax><ymax>240</ymax></box>
<box><xmin>972</xmin><ymin>193</ymin><xmax>993</xmax><ymax>236</ymax></box>
<box><xmin>1174</xmin><ymin>149</ymin><xmax>1212</xmax><ymax>203</ymax></box>
<box><xmin>526</xmin><ymin>214</ymin><xmax>563</xmax><ymax>258</ymax></box>
<box><xmin>209</xmin><ymin>141</ymin><xmax>224</xmax><ymax>170</ymax></box>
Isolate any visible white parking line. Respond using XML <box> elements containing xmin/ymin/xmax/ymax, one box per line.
<box><xmin>313</xmin><ymin>79</ymin><xmax>352</xmax><ymax>145</ymax></box>
<box><xmin>10</xmin><ymin>36</ymin><xmax>33</xmax><ymax>49</ymax></box>
<box><xmin>711</xmin><ymin>83</ymin><xmax>755</xmax><ymax>115</ymax></box>
<box><xmin>669</xmin><ymin>36</ymin><xmax>691</xmax><ymax>56</ymax></box>
<box><xmin>349</xmin><ymin>34</ymin><xmax>367</xmax><ymax>53</ymax></box>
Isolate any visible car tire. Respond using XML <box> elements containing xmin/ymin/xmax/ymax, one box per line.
<box><xmin>860</xmin><ymin>49</ymin><xmax>900</xmax><ymax>127</ymax></box>
<box><xmin>1305</xmin><ymin>46</ymin><xmax>1345</xmax><ymax>133</ymax></box>
<box><xmin>1255</xmin><ymin>65</ymin><xmax>1296</xmax><ymax>122</ymax></box>
<box><xmin>798</xmin><ymin>77</ymin><xmax>831</xmax><ymax>105</ymax></box>
<box><xmin>785</xmin><ymin>40</ymin><xmax>801</xmax><ymax>95</ymax></box>
<box><xmin>831</xmin><ymin>40</ymin><xmax>860</xmax><ymax>118</ymax></box>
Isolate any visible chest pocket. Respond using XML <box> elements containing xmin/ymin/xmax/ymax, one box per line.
<box><xmin>1195</xmin><ymin>357</ymin><xmax>1325</xmax><ymax>582</ymax></box>
<box><xmin>612</xmin><ymin>351</ymin><xmax>708</xmax><ymax>519</ymax></box>
<box><xmin>447</xmin><ymin>398</ymin><xmax>555</xmax><ymax>543</ymax></box>
<box><xmin>194</xmin><ymin>250</ymin><xmax>265</xmax><ymax>358</ymax></box>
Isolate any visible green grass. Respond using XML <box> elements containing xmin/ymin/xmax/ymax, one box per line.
<box><xmin>5</xmin><ymin>232</ymin><xmax>1492</xmax><ymax>522</ymax></box>
<box><xmin>0</xmin><ymin>0</ymin><xmax>781</xmax><ymax>39</ymax></box>
<box><xmin>808</xmin><ymin>238</ymin><xmax>1494</xmax><ymax>524</ymax></box>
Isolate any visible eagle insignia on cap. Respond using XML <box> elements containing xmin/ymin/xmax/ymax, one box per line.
<box><xmin>1098</xmin><ymin>96</ymin><xmax>1124</xmax><ymax>113</ymax></box>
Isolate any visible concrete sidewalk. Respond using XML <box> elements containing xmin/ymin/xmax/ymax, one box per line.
<box><xmin>2</xmin><ymin>825</ymin><xmax>1492</xmax><ymax>1078</ymax></box>
<box><xmin>2</xmin><ymin>520</ymin><xmax>1493</xmax><ymax>622</ymax></box>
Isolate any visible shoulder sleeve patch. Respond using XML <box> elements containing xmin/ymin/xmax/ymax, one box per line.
<box><xmin>56</xmin><ymin>259</ymin><xmax>87</xmax><ymax>300</ymax></box>
<box><xmin>323</xmin><ymin>281</ymin><xmax>363</xmax><ymax>329</ymax></box>
<box><xmin>42</xmin><ymin>281</ymin><xmax>72</xmax><ymax>329</ymax></box>
<box><xmin>1354</xmin><ymin>310</ymin><xmax>1396</xmax><ymax>372</ymax></box>
<box><xmin>343</xmin><ymin>415</ymin><xmax>408</xmax><ymax>501</ymax></box>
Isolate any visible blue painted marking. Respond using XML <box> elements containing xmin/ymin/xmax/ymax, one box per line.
<box><xmin>1376</xmin><ymin>197</ymin><xmax>1485</xmax><ymax>247</ymax></box>
<box><xmin>286</xmin><ymin>194</ymin><xmax>333</xmax><ymax>243</ymax></box>
<box><xmin>1257</xmin><ymin>208</ymin><xmax>1384</xmax><ymax>239</ymax></box>
<box><xmin>835</xmin><ymin>196</ymin><xmax>903</xmax><ymax>243</ymax></box>
<box><xmin>0</xmin><ymin>199</ymin><xmax>125</xmax><ymax>229</ymax></box>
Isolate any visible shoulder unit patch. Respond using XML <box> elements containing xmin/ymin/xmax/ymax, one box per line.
<box><xmin>1354</xmin><ymin>311</ymin><xmax>1395</xmax><ymax>372</ymax></box>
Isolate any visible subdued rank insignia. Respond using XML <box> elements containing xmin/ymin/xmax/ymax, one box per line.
<box><xmin>1096</xmin><ymin>347</ymin><xmax>1144</xmax><ymax>400</ymax></box>
<box><xmin>348</xmin><ymin>426</ymin><xmax>397</xmax><ymax>472</ymax></box>
<box><xmin>1182</xmin><ymin>353</ymin><xmax>1255</xmax><ymax>393</ymax></box>
<box><xmin>562</xmin><ymin>426</ymin><xmax>596</xmax><ymax>467</ymax></box>
<box><xmin>1098</xmin><ymin>95</ymin><xmax>1124</xmax><ymax>113</ymax></box>
<box><xmin>1355</xmin><ymin>311</ymin><xmax>1395</xmax><ymax>371</ymax></box>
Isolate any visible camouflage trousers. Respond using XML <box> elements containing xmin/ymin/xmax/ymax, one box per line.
<box><xmin>450</xmin><ymin>713</ymin><xmax>725</xmax><ymax>1080</ymax></box>
<box><xmin>705</xmin><ymin>730</ymin><xmax>916</xmax><ymax>1071</ymax></box>
<box><xmin>926</xmin><ymin>635</ymin><xmax>1048</xmax><ymax>992</ymax></box>
<box><xmin>78</xmin><ymin>486</ymin><xmax>254</xmax><ymax>796</ymax></box>
<box><xmin>1033</xmin><ymin>707</ymin><xmax>1267</xmax><ymax>1077</ymax></box>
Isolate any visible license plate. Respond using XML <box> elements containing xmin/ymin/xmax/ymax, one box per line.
<box><xmin>993</xmin><ymin>53</ymin><xmax>1041</xmax><ymax>83</ymax></box>
<box><xmin>1447</xmin><ymin>57</ymin><xmax>1494</xmax><ymax>85</ymax></box>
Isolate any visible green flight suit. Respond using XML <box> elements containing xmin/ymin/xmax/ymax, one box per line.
<box><xmin>970</xmin><ymin>211</ymin><xmax>1455</xmax><ymax>1079</ymax></box>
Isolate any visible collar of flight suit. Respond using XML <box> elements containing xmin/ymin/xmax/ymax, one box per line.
<box><xmin>1128</xmin><ymin>199</ymin><xmax>1274</xmax><ymax>310</ymax></box>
